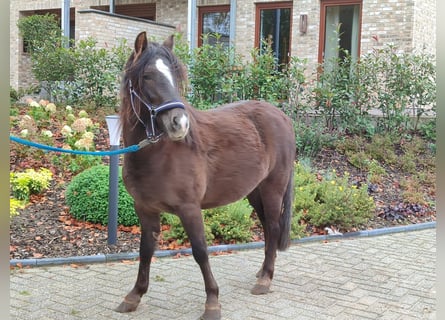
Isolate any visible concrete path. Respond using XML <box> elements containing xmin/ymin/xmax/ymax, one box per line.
<box><xmin>10</xmin><ymin>228</ymin><xmax>435</xmax><ymax>320</ymax></box>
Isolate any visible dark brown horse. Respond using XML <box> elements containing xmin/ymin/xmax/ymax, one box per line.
<box><xmin>116</xmin><ymin>31</ymin><xmax>296</xmax><ymax>320</ymax></box>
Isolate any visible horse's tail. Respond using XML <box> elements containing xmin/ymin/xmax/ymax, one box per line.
<box><xmin>278</xmin><ymin>165</ymin><xmax>294</xmax><ymax>251</ymax></box>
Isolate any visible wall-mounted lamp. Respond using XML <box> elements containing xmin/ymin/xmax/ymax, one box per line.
<box><xmin>299</xmin><ymin>14</ymin><xmax>308</xmax><ymax>35</ymax></box>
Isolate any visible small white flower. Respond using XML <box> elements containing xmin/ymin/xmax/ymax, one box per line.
<box><xmin>67</xmin><ymin>114</ymin><xmax>76</xmax><ymax>122</ymax></box>
<box><xmin>74</xmin><ymin>137</ymin><xmax>93</xmax><ymax>151</ymax></box>
<box><xmin>72</xmin><ymin>118</ymin><xmax>93</xmax><ymax>133</ymax></box>
<box><xmin>61</xmin><ymin>125</ymin><xmax>72</xmax><ymax>137</ymax></box>
<box><xmin>66</xmin><ymin>105</ymin><xmax>73</xmax><ymax>112</ymax></box>
<box><xmin>20</xmin><ymin>129</ymin><xmax>29</xmax><ymax>137</ymax></box>
<box><xmin>29</xmin><ymin>100</ymin><xmax>40</xmax><ymax>108</ymax></box>
<box><xmin>45</xmin><ymin>103</ymin><xmax>57</xmax><ymax>113</ymax></box>
<box><xmin>78</xmin><ymin>110</ymin><xmax>88</xmax><ymax>118</ymax></box>
<box><xmin>41</xmin><ymin>130</ymin><xmax>53</xmax><ymax>138</ymax></box>
<box><xmin>82</xmin><ymin>131</ymin><xmax>94</xmax><ymax>140</ymax></box>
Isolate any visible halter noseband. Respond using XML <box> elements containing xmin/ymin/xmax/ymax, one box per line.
<box><xmin>129</xmin><ymin>79</ymin><xmax>186</xmax><ymax>143</ymax></box>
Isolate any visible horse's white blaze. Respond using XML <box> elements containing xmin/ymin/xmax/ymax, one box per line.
<box><xmin>156</xmin><ymin>58</ymin><xmax>174</xmax><ymax>87</ymax></box>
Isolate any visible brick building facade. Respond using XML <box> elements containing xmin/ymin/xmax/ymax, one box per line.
<box><xmin>10</xmin><ymin>0</ymin><xmax>436</xmax><ymax>90</ymax></box>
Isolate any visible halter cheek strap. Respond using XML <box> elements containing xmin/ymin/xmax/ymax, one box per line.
<box><xmin>129</xmin><ymin>80</ymin><xmax>186</xmax><ymax>142</ymax></box>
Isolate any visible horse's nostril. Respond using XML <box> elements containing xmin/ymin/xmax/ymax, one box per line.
<box><xmin>172</xmin><ymin>116</ymin><xmax>180</xmax><ymax>127</ymax></box>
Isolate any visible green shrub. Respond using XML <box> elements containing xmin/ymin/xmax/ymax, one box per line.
<box><xmin>10</xmin><ymin>168</ymin><xmax>53</xmax><ymax>201</ymax></box>
<box><xmin>162</xmin><ymin>199</ymin><xmax>254</xmax><ymax>245</ymax></box>
<box><xmin>17</xmin><ymin>14</ymin><xmax>131</xmax><ymax>108</ymax></box>
<box><xmin>65</xmin><ymin>165</ymin><xmax>138</xmax><ymax>226</ymax></box>
<box><xmin>293</xmin><ymin>162</ymin><xmax>375</xmax><ymax>231</ymax></box>
<box><xmin>294</xmin><ymin>120</ymin><xmax>338</xmax><ymax>159</ymax></box>
<box><xmin>204</xmin><ymin>199</ymin><xmax>254</xmax><ymax>243</ymax></box>
<box><xmin>365</xmin><ymin>134</ymin><xmax>398</xmax><ymax>165</ymax></box>
<box><xmin>161</xmin><ymin>213</ymin><xmax>214</xmax><ymax>245</ymax></box>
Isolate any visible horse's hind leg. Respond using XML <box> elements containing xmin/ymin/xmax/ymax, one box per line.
<box><xmin>178</xmin><ymin>205</ymin><xmax>221</xmax><ymax>320</ymax></box>
<box><xmin>247</xmin><ymin>189</ymin><xmax>269</xmax><ymax>278</ymax></box>
<box><xmin>248</xmin><ymin>188</ymin><xmax>283</xmax><ymax>295</ymax></box>
<box><xmin>116</xmin><ymin>208</ymin><xmax>160</xmax><ymax>313</ymax></box>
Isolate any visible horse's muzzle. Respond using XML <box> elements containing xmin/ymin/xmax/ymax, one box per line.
<box><xmin>163</xmin><ymin>109</ymin><xmax>190</xmax><ymax>141</ymax></box>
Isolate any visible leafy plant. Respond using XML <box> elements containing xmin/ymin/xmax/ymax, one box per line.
<box><xmin>65</xmin><ymin>165</ymin><xmax>138</xmax><ymax>226</ymax></box>
<box><xmin>293</xmin><ymin>162</ymin><xmax>375</xmax><ymax>231</ymax></box>
<box><xmin>204</xmin><ymin>199</ymin><xmax>254</xmax><ymax>243</ymax></box>
<box><xmin>17</xmin><ymin>14</ymin><xmax>131</xmax><ymax>108</ymax></box>
<box><xmin>365</xmin><ymin>134</ymin><xmax>398</xmax><ymax>165</ymax></box>
<box><xmin>294</xmin><ymin>120</ymin><xmax>337</xmax><ymax>159</ymax></box>
<box><xmin>162</xmin><ymin>199</ymin><xmax>254</xmax><ymax>245</ymax></box>
<box><xmin>10</xmin><ymin>198</ymin><xmax>25</xmax><ymax>218</ymax></box>
<box><xmin>360</xmin><ymin>45</ymin><xmax>436</xmax><ymax>133</ymax></box>
<box><xmin>10</xmin><ymin>168</ymin><xmax>53</xmax><ymax>201</ymax></box>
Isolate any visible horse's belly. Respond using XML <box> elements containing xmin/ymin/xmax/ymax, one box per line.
<box><xmin>201</xmin><ymin>167</ymin><xmax>266</xmax><ymax>209</ymax></box>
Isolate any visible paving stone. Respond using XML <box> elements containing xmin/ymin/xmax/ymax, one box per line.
<box><xmin>10</xmin><ymin>229</ymin><xmax>435</xmax><ymax>319</ymax></box>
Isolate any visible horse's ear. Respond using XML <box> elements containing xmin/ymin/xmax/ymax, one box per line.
<box><xmin>163</xmin><ymin>34</ymin><xmax>175</xmax><ymax>50</ymax></box>
<box><xmin>134</xmin><ymin>31</ymin><xmax>148</xmax><ymax>56</ymax></box>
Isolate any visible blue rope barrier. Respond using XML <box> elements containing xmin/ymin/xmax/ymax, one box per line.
<box><xmin>9</xmin><ymin>135</ymin><xmax>141</xmax><ymax>156</ymax></box>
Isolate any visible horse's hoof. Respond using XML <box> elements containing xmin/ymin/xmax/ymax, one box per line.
<box><xmin>115</xmin><ymin>300</ymin><xmax>139</xmax><ymax>313</ymax></box>
<box><xmin>250</xmin><ymin>283</ymin><xmax>270</xmax><ymax>295</ymax></box>
<box><xmin>199</xmin><ymin>303</ymin><xmax>221</xmax><ymax>320</ymax></box>
<box><xmin>251</xmin><ymin>277</ymin><xmax>271</xmax><ymax>295</ymax></box>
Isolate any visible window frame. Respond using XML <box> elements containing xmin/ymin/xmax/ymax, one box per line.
<box><xmin>254</xmin><ymin>1</ymin><xmax>293</xmax><ymax>65</ymax></box>
<box><xmin>318</xmin><ymin>0</ymin><xmax>363</xmax><ymax>64</ymax></box>
<box><xmin>197</xmin><ymin>5</ymin><xmax>230</xmax><ymax>47</ymax></box>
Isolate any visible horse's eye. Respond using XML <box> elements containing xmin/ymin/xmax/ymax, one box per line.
<box><xmin>143</xmin><ymin>74</ymin><xmax>150</xmax><ymax>80</ymax></box>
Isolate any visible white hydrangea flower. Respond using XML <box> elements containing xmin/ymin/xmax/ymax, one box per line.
<box><xmin>82</xmin><ymin>131</ymin><xmax>94</xmax><ymax>140</ymax></box>
<box><xmin>29</xmin><ymin>100</ymin><xmax>40</xmax><ymax>108</ymax></box>
<box><xmin>61</xmin><ymin>125</ymin><xmax>72</xmax><ymax>137</ymax></box>
<box><xmin>78</xmin><ymin>110</ymin><xmax>88</xmax><ymax>118</ymax></box>
<box><xmin>20</xmin><ymin>129</ymin><xmax>29</xmax><ymax>137</ymax></box>
<box><xmin>74</xmin><ymin>137</ymin><xmax>93</xmax><ymax>151</ymax></box>
<box><xmin>45</xmin><ymin>103</ymin><xmax>57</xmax><ymax>113</ymax></box>
<box><xmin>41</xmin><ymin>130</ymin><xmax>53</xmax><ymax>138</ymax></box>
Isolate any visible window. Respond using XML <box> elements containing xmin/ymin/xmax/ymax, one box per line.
<box><xmin>198</xmin><ymin>5</ymin><xmax>230</xmax><ymax>47</ymax></box>
<box><xmin>319</xmin><ymin>0</ymin><xmax>362</xmax><ymax>65</ymax></box>
<box><xmin>255</xmin><ymin>2</ymin><xmax>292</xmax><ymax>66</ymax></box>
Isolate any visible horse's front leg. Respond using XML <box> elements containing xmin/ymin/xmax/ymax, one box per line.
<box><xmin>115</xmin><ymin>210</ymin><xmax>160</xmax><ymax>313</ymax></box>
<box><xmin>178</xmin><ymin>206</ymin><xmax>221</xmax><ymax>320</ymax></box>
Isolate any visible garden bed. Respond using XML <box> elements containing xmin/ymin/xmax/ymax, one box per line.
<box><xmin>10</xmin><ymin>127</ymin><xmax>436</xmax><ymax>260</ymax></box>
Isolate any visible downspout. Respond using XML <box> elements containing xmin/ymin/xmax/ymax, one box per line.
<box><xmin>188</xmin><ymin>0</ymin><xmax>197</xmax><ymax>51</ymax></box>
<box><xmin>109</xmin><ymin>0</ymin><xmax>115</xmax><ymax>13</ymax></box>
<box><xmin>229</xmin><ymin>0</ymin><xmax>236</xmax><ymax>47</ymax></box>
<box><xmin>61</xmin><ymin>0</ymin><xmax>70</xmax><ymax>48</ymax></box>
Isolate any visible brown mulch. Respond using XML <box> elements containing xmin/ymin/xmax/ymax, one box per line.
<box><xmin>9</xmin><ymin>143</ymin><xmax>436</xmax><ymax>261</ymax></box>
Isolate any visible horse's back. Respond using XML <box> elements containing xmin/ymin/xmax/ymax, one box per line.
<box><xmin>212</xmin><ymin>100</ymin><xmax>295</xmax><ymax>155</ymax></box>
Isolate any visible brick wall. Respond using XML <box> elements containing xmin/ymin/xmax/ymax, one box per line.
<box><xmin>361</xmin><ymin>0</ymin><xmax>415</xmax><ymax>54</ymax></box>
<box><xmin>412</xmin><ymin>0</ymin><xmax>436</xmax><ymax>55</ymax></box>
<box><xmin>76</xmin><ymin>10</ymin><xmax>175</xmax><ymax>48</ymax></box>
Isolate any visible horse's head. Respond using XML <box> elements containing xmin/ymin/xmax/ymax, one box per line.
<box><xmin>122</xmin><ymin>31</ymin><xmax>189</xmax><ymax>142</ymax></box>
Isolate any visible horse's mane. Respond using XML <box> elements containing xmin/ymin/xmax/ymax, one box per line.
<box><xmin>120</xmin><ymin>40</ymin><xmax>188</xmax><ymax>131</ymax></box>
